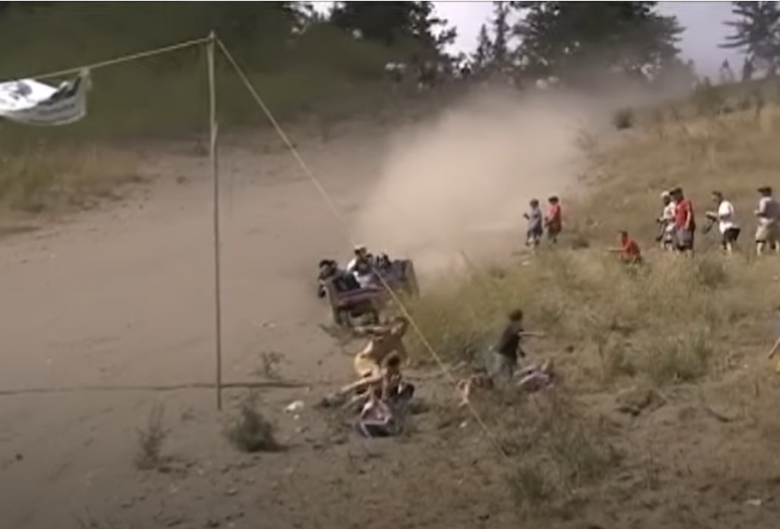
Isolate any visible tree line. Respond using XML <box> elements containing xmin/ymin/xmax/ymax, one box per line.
<box><xmin>469</xmin><ymin>1</ymin><xmax>780</xmax><ymax>86</ymax></box>
<box><xmin>2</xmin><ymin>2</ymin><xmax>780</xmax><ymax>87</ymax></box>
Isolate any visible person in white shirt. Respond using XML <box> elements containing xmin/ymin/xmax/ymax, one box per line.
<box><xmin>706</xmin><ymin>191</ymin><xmax>740</xmax><ymax>254</ymax></box>
<box><xmin>754</xmin><ymin>186</ymin><xmax>780</xmax><ymax>256</ymax></box>
<box><xmin>656</xmin><ymin>191</ymin><xmax>676</xmax><ymax>250</ymax></box>
<box><xmin>345</xmin><ymin>244</ymin><xmax>377</xmax><ymax>287</ymax></box>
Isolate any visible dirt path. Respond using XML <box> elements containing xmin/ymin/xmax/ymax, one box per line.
<box><xmin>0</xmin><ymin>132</ymin><xmax>390</xmax><ymax>528</ymax></box>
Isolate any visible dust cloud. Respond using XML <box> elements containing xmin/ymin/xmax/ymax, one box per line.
<box><xmin>352</xmin><ymin>87</ymin><xmax>603</xmax><ymax>275</ymax></box>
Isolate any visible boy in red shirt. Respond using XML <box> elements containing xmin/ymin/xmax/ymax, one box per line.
<box><xmin>671</xmin><ymin>187</ymin><xmax>695</xmax><ymax>254</ymax></box>
<box><xmin>609</xmin><ymin>230</ymin><xmax>642</xmax><ymax>264</ymax></box>
<box><xmin>544</xmin><ymin>196</ymin><xmax>562</xmax><ymax>243</ymax></box>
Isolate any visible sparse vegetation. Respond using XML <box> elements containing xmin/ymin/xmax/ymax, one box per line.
<box><xmin>225</xmin><ymin>391</ymin><xmax>281</xmax><ymax>453</ymax></box>
<box><xmin>399</xmin><ymin>95</ymin><xmax>780</xmax><ymax>518</ymax></box>
<box><xmin>254</xmin><ymin>351</ymin><xmax>285</xmax><ymax>380</ymax></box>
<box><xmin>134</xmin><ymin>403</ymin><xmax>169</xmax><ymax>471</ymax></box>
<box><xmin>612</xmin><ymin>107</ymin><xmax>635</xmax><ymax>130</ymax></box>
<box><xmin>10</xmin><ymin>2</ymin><xmax>780</xmax><ymax>527</ymax></box>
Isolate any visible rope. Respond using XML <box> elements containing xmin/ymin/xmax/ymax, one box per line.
<box><xmin>18</xmin><ymin>36</ymin><xmax>211</xmax><ymax>81</ymax></box>
<box><xmin>0</xmin><ymin>380</ymin><xmax>307</xmax><ymax>397</ymax></box>
<box><xmin>216</xmin><ymin>38</ymin><xmax>511</xmax><ymax>459</ymax></box>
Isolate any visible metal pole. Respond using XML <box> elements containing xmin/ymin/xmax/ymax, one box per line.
<box><xmin>207</xmin><ymin>31</ymin><xmax>223</xmax><ymax>411</ymax></box>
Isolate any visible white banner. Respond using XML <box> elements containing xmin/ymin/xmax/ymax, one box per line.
<box><xmin>0</xmin><ymin>69</ymin><xmax>91</xmax><ymax>126</ymax></box>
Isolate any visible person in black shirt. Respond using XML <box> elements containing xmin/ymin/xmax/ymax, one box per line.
<box><xmin>490</xmin><ymin>309</ymin><xmax>543</xmax><ymax>382</ymax></box>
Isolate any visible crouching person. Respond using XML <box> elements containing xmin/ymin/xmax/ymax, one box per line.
<box><xmin>340</xmin><ymin>355</ymin><xmax>414</xmax><ymax>438</ymax></box>
<box><xmin>609</xmin><ymin>230</ymin><xmax>642</xmax><ymax>265</ymax></box>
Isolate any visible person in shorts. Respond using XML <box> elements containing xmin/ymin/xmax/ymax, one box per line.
<box><xmin>523</xmin><ymin>198</ymin><xmax>544</xmax><ymax>247</ymax></box>
<box><xmin>671</xmin><ymin>187</ymin><xmax>695</xmax><ymax>254</ymax></box>
<box><xmin>657</xmin><ymin>191</ymin><xmax>676</xmax><ymax>251</ymax></box>
<box><xmin>754</xmin><ymin>186</ymin><xmax>780</xmax><ymax>256</ymax></box>
<box><xmin>706</xmin><ymin>191</ymin><xmax>740</xmax><ymax>254</ymax></box>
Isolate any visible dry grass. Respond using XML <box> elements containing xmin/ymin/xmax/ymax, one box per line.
<box><xmin>407</xmin><ymin>100</ymin><xmax>780</xmax><ymax>388</ymax></box>
<box><xmin>500</xmin><ymin>388</ymin><xmax>619</xmax><ymax>512</ymax></box>
<box><xmin>406</xmin><ymin>250</ymin><xmax>770</xmax><ymax>391</ymax></box>
<box><xmin>252</xmin><ymin>350</ymin><xmax>285</xmax><ymax>380</ymax></box>
<box><xmin>0</xmin><ymin>142</ymin><xmax>143</xmax><ymax>215</ymax></box>
<box><xmin>225</xmin><ymin>391</ymin><xmax>281</xmax><ymax>453</ymax></box>
<box><xmin>401</xmin><ymin>98</ymin><xmax>780</xmax><ymax>519</ymax></box>
<box><xmin>133</xmin><ymin>403</ymin><xmax>169</xmax><ymax>471</ymax></box>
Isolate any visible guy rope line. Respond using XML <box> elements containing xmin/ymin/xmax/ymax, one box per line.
<box><xmin>21</xmin><ymin>36</ymin><xmax>211</xmax><ymax>81</ymax></box>
<box><xmin>216</xmin><ymin>37</ymin><xmax>512</xmax><ymax>459</ymax></box>
<box><xmin>0</xmin><ymin>31</ymin><xmax>510</xmax><ymax>460</ymax></box>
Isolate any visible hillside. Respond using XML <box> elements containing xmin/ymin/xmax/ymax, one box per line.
<box><xmin>0</xmin><ymin>2</ymin><xmax>452</xmax><ymax>218</ymax></box>
<box><xmin>3</xmin><ymin>4</ymin><xmax>780</xmax><ymax>528</ymax></box>
<box><xmin>399</xmin><ymin>85</ymin><xmax>780</xmax><ymax>527</ymax></box>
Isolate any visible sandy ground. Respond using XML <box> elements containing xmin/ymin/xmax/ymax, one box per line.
<box><xmin>1</xmin><ymin>102</ymin><xmax>544</xmax><ymax>527</ymax></box>
<box><xmin>5</xmin><ymin>92</ymin><xmax>780</xmax><ymax>529</ymax></box>
<box><xmin>0</xmin><ymin>126</ymin><xmax>400</xmax><ymax>528</ymax></box>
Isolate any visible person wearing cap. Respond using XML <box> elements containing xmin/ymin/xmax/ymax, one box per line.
<box><xmin>754</xmin><ymin>186</ymin><xmax>780</xmax><ymax>256</ymax></box>
<box><xmin>656</xmin><ymin>190</ymin><xmax>676</xmax><ymax>250</ymax></box>
<box><xmin>671</xmin><ymin>187</ymin><xmax>695</xmax><ymax>254</ymax></box>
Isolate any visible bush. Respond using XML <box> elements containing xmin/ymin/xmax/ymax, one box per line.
<box><xmin>225</xmin><ymin>392</ymin><xmax>281</xmax><ymax>453</ymax></box>
<box><xmin>690</xmin><ymin>77</ymin><xmax>724</xmax><ymax>116</ymax></box>
<box><xmin>612</xmin><ymin>107</ymin><xmax>635</xmax><ymax>130</ymax></box>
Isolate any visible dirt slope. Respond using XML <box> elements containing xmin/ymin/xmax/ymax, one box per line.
<box><xmin>0</xmin><ymin>127</ymin><xmax>392</xmax><ymax>528</ymax></box>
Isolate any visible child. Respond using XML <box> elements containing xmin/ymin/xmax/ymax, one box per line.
<box><xmin>354</xmin><ymin>390</ymin><xmax>398</xmax><ymax>438</ymax></box>
<box><xmin>523</xmin><ymin>199</ymin><xmax>544</xmax><ymax>247</ymax></box>
<box><xmin>544</xmin><ymin>196</ymin><xmax>562</xmax><ymax>244</ymax></box>
<box><xmin>490</xmin><ymin>309</ymin><xmax>544</xmax><ymax>383</ymax></box>
<box><xmin>608</xmin><ymin>230</ymin><xmax>642</xmax><ymax>264</ymax></box>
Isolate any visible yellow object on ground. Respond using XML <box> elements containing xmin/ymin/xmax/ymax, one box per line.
<box><xmin>354</xmin><ymin>351</ymin><xmax>380</xmax><ymax>379</ymax></box>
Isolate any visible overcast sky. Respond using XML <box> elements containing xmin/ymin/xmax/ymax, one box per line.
<box><xmin>311</xmin><ymin>2</ymin><xmax>742</xmax><ymax>76</ymax></box>
<box><xmin>433</xmin><ymin>1</ymin><xmax>740</xmax><ymax>76</ymax></box>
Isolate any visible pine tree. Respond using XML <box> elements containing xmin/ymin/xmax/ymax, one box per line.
<box><xmin>491</xmin><ymin>1</ymin><xmax>511</xmax><ymax>72</ymax></box>
<box><xmin>328</xmin><ymin>1</ymin><xmax>455</xmax><ymax>57</ymax></box>
<box><xmin>513</xmin><ymin>2</ymin><xmax>683</xmax><ymax>83</ymax></box>
<box><xmin>472</xmin><ymin>23</ymin><xmax>493</xmax><ymax>72</ymax></box>
<box><xmin>720</xmin><ymin>1</ymin><xmax>780</xmax><ymax>77</ymax></box>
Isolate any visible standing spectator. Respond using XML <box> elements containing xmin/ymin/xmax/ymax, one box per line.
<box><xmin>671</xmin><ymin>187</ymin><xmax>695</xmax><ymax>254</ymax></box>
<box><xmin>489</xmin><ymin>309</ymin><xmax>544</xmax><ymax>384</ymax></box>
<box><xmin>544</xmin><ymin>196</ymin><xmax>562</xmax><ymax>244</ymax></box>
<box><xmin>706</xmin><ymin>191</ymin><xmax>740</xmax><ymax>254</ymax></box>
<box><xmin>523</xmin><ymin>198</ymin><xmax>544</xmax><ymax>248</ymax></box>
<box><xmin>754</xmin><ymin>186</ymin><xmax>780</xmax><ymax>256</ymax></box>
<box><xmin>656</xmin><ymin>190</ymin><xmax>676</xmax><ymax>250</ymax></box>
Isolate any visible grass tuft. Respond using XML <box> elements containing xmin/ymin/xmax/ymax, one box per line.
<box><xmin>225</xmin><ymin>391</ymin><xmax>281</xmax><ymax>453</ymax></box>
<box><xmin>134</xmin><ymin>403</ymin><xmax>169</xmax><ymax>471</ymax></box>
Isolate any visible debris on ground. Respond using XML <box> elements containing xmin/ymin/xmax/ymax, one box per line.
<box><xmin>284</xmin><ymin>400</ymin><xmax>304</xmax><ymax>413</ymax></box>
<box><xmin>615</xmin><ymin>387</ymin><xmax>665</xmax><ymax>417</ymax></box>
